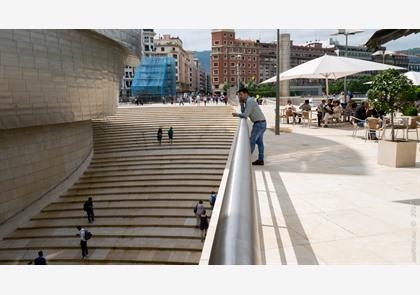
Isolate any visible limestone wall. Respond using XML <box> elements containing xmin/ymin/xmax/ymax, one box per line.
<box><xmin>0</xmin><ymin>120</ymin><xmax>92</xmax><ymax>224</ymax></box>
<box><xmin>0</xmin><ymin>29</ymin><xmax>142</xmax><ymax>227</ymax></box>
<box><xmin>0</xmin><ymin>29</ymin><xmax>128</xmax><ymax>130</ymax></box>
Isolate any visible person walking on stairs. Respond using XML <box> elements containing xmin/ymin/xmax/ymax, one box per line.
<box><xmin>157</xmin><ymin>128</ymin><xmax>163</xmax><ymax>145</ymax></box>
<box><xmin>200</xmin><ymin>210</ymin><xmax>209</xmax><ymax>242</ymax></box>
<box><xmin>76</xmin><ymin>226</ymin><xmax>92</xmax><ymax>259</ymax></box>
<box><xmin>193</xmin><ymin>200</ymin><xmax>204</xmax><ymax>228</ymax></box>
<box><xmin>209</xmin><ymin>191</ymin><xmax>217</xmax><ymax>209</ymax></box>
<box><xmin>83</xmin><ymin>197</ymin><xmax>94</xmax><ymax>223</ymax></box>
<box><xmin>168</xmin><ymin>127</ymin><xmax>174</xmax><ymax>144</ymax></box>
<box><xmin>232</xmin><ymin>87</ymin><xmax>266</xmax><ymax>166</ymax></box>
<box><xmin>33</xmin><ymin>250</ymin><xmax>47</xmax><ymax>265</ymax></box>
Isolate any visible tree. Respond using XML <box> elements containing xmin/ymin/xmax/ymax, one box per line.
<box><xmin>367</xmin><ymin>69</ymin><xmax>416</xmax><ymax>141</ymax></box>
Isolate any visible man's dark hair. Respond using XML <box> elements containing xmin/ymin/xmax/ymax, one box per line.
<box><xmin>88</xmin><ymin>197</ymin><xmax>92</xmax><ymax>201</ymax></box>
<box><xmin>38</xmin><ymin>250</ymin><xmax>43</xmax><ymax>257</ymax></box>
<box><xmin>304</xmin><ymin>99</ymin><xmax>309</xmax><ymax>104</ymax></box>
<box><xmin>199</xmin><ymin>200</ymin><xmax>203</xmax><ymax>204</ymax></box>
<box><xmin>77</xmin><ymin>226</ymin><xmax>82</xmax><ymax>230</ymax></box>
<box><xmin>211</xmin><ymin>191</ymin><xmax>215</xmax><ymax>194</ymax></box>
<box><xmin>238</xmin><ymin>87</ymin><xmax>249</xmax><ymax>94</ymax></box>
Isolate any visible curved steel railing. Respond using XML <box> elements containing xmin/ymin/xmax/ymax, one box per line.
<box><xmin>200</xmin><ymin>118</ymin><xmax>262</xmax><ymax>265</ymax></box>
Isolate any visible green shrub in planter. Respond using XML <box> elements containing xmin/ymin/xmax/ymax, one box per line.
<box><xmin>402</xmin><ymin>105</ymin><xmax>419</xmax><ymax>116</ymax></box>
<box><xmin>367</xmin><ymin>69</ymin><xmax>417</xmax><ymax>141</ymax></box>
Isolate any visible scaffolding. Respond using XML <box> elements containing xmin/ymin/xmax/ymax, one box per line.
<box><xmin>131</xmin><ymin>56</ymin><xmax>176</xmax><ymax>101</ymax></box>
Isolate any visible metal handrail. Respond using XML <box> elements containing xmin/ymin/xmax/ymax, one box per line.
<box><xmin>205</xmin><ymin>118</ymin><xmax>262</xmax><ymax>265</ymax></box>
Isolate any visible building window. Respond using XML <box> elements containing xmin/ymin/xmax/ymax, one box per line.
<box><xmin>161</xmin><ymin>47</ymin><xmax>164</xmax><ymax>51</ymax></box>
<box><xmin>213</xmin><ymin>55</ymin><xmax>219</xmax><ymax>60</ymax></box>
<box><xmin>231</xmin><ymin>77</ymin><xmax>235</xmax><ymax>82</ymax></box>
<box><xmin>173</xmin><ymin>54</ymin><xmax>177</xmax><ymax>58</ymax></box>
<box><xmin>214</xmin><ymin>41</ymin><xmax>220</xmax><ymax>45</ymax></box>
<box><xmin>214</xmin><ymin>77</ymin><xmax>219</xmax><ymax>82</ymax></box>
<box><xmin>224</xmin><ymin>63</ymin><xmax>227</xmax><ymax>67</ymax></box>
<box><xmin>224</xmin><ymin>70</ymin><xmax>227</xmax><ymax>74</ymax></box>
<box><xmin>213</xmin><ymin>62</ymin><xmax>219</xmax><ymax>67</ymax></box>
<box><xmin>213</xmin><ymin>69</ymin><xmax>219</xmax><ymax>75</ymax></box>
<box><xmin>253</xmin><ymin>57</ymin><xmax>256</xmax><ymax>61</ymax></box>
<box><xmin>231</xmin><ymin>62</ymin><xmax>235</xmax><ymax>67</ymax></box>
<box><xmin>230</xmin><ymin>41</ymin><xmax>233</xmax><ymax>45</ymax></box>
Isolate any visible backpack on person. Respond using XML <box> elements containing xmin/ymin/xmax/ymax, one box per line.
<box><xmin>193</xmin><ymin>204</ymin><xmax>198</xmax><ymax>214</ymax></box>
<box><xmin>84</xmin><ymin>230</ymin><xmax>93</xmax><ymax>240</ymax></box>
<box><xmin>83</xmin><ymin>202</ymin><xmax>88</xmax><ymax>212</ymax></box>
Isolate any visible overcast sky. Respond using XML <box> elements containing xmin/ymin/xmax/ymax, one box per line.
<box><xmin>154</xmin><ymin>29</ymin><xmax>419</xmax><ymax>52</ymax></box>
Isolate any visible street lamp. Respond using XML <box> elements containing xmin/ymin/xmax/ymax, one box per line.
<box><xmin>236</xmin><ymin>54</ymin><xmax>242</xmax><ymax>90</ymax></box>
<box><xmin>331</xmin><ymin>29</ymin><xmax>364</xmax><ymax>99</ymax></box>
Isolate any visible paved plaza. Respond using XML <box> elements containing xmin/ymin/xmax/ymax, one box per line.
<box><xmin>255</xmin><ymin>103</ymin><xmax>420</xmax><ymax>264</ymax></box>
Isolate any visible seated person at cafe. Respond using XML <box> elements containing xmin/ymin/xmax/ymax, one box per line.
<box><xmin>294</xmin><ymin>99</ymin><xmax>312</xmax><ymax>124</ymax></box>
<box><xmin>323</xmin><ymin>100</ymin><xmax>343</xmax><ymax>127</ymax></box>
<box><xmin>285</xmin><ymin>99</ymin><xmax>296</xmax><ymax>124</ymax></box>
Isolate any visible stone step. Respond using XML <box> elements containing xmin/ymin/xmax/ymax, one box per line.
<box><xmin>86</xmin><ymin>159</ymin><xmax>227</xmax><ymax>169</ymax></box>
<box><xmin>0</xmin><ymin>236</ymin><xmax>203</xmax><ymax>251</ymax></box>
<box><xmin>44</xmin><ymin>200</ymin><xmax>211</xmax><ymax>211</ymax></box>
<box><xmin>70</xmin><ymin>180</ymin><xmax>221</xmax><ymax>190</ymax></box>
<box><xmin>93</xmin><ymin>139</ymin><xmax>233</xmax><ymax>149</ymax></box>
<box><xmin>93</xmin><ymin>145</ymin><xmax>231</xmax><ymax>154</ymax></box>
<box><xmin>90</xmin><ymin>154</ymin><xmax>227</xmax><ymax>164</ymax></box>
<box><xmin>19</xmin><ymin>217</ymin><xmax>198</xmax><ymax>229</ymax></box>
<box><xmin>0</xmin><ymin>249</ymin><xmax>201</xmax><ymax>264</ymax></box>
<box><xmin>85</xmin><ymin>164</ymin><xmax>226</xmax><ymax>173</ymax></box>
<box><xmin>5</xmin><ymin>227</ymin><xmax>202</xmax><ymax>240</ymax></box>
<box><xmin>33</xmin><ymin>208</ymin><xmax>211</xmax><ymax>220</ymax></box>
<box><xmin>61</xmin><ymin>187</ymin><xmax>220</xmax><ymax>197</ymax></box>
<box><xmin>77</xmin><ymin>174</ymin><xmax>222</xmax><ymax>184</ymax></box>
<box><xmin>58</xmin><ymin>193</ymin><xmax>211</xmax><ymax>202</ymax></box>
<box><xmin>79</xmin><ymin>169</ymin><xmax>224</xmax><ymax>178</ymax></box>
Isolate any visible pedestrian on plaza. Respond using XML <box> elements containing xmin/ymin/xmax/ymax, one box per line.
<box><xmin>83</xmin><ymin>197</ymin><xmax>94</xmax><ymax>223</ymax></box>
<box><xmin>33</xmin><ymin>250</ymin><xmax>47</xmax><ymax>265</ymax></box>
<box><xmin>168</xmin><ymin>127</ymin><xmax>174</xmax><ymax>144</ymax></box>
<box><xmin>203</xmin><ymin>95</ymin><xmax>207</xmax><ymax>106</ymax></box>
<box><xmin>196</xmin><ymin>94</ymin><xmax>201</xmax><ymax>106</ymax></box>
<box><xmin>178</xmin><ymin>96</ymin><xmax>184</xmax><ymax>106</ymax></box>
<box><xmin>157</xmin><ymin>128</ymin><xmax>163</xmax><ymax>145</ymax></box>
<box><xmin>232</xmin><ymin>87</ymin><xmax>266</xmax><ymax>166</ymax></box>
<box><xmin>199</xmin><ymin>210</ymin><xmax>209</xmax><ymax>242</ymax></box>
<box><xmin>76</xmin><ymin>226</ymin><xmax>92</xmax><ymax>259</ymax></box>
<box><xmin>224</xmin><ymin>96</ymin><xmax>227</xmax><ymax>105</ymax></box>
<box><xmin>208</xmin><ymin>191</ymin><xmax>217</xmax><ymax>209</ymax></box>
<box><xmin>193</xmin><ymin>200</ymin><xmax>204</xmax><ymax>228</ymax></box>
<box><xmin>162</xmin><ymin>96</ymin><xmax>166</xmax><ymax>104</ymax></box>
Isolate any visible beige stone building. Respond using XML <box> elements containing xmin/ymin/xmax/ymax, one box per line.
<box><xmin>153</xmin><ymin>34</ymin><xmax>199</xmax><ymax>93</ymax></box>
<box><xmin>0</xmin><ymin>29</ymin><xmax>141</xmax><ymax>234</ymax></box>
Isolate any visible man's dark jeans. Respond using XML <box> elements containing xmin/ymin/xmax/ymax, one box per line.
<box><xmin>87</xmin><ymin>209</ymin><xmax>94</xmax><ymax>223</ymax></box>
<box><xmin>81</xmin><ymin>240</ymin><xmax>88</xmax><ymax>257</ymax></box>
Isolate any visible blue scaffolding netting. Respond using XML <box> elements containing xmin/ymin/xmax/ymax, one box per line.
<box><xmin>131</xmin><ymin>56</ymin><xmax>176</xmax><ymax>98</ymax></box>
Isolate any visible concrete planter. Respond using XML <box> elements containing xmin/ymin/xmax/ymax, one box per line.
<box><xmin>378</xmin><ymin>140</ymin><xmax>417</xmax><ymax>168</ymax></box>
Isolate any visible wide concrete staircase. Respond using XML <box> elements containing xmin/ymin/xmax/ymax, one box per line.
<box><xmin>0</xmin><ymin>106</ymin><xmax>236</xmax><ymax>264</ymax></box>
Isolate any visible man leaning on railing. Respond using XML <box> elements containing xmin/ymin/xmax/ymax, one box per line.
<box><xmin>232</xmin><ymin>87</ymin><xmax>267</xmax><ymax>166</ymax></box>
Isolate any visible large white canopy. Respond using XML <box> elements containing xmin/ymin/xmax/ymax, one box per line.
<box><xmin>260</xmin><ymin>54</ymin><xmax>405</xmax><ymax>94</ymax></box>
<box><xmin>404</xmin><ymin>71</ymin><xmax>420</xmax><ymax>86</ymax></box>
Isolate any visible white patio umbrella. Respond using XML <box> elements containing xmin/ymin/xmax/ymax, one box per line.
<box><xmin>404</xmin><ymin>71</ymin><xmax>420</xmax><ymax>86</ymax></box>
<box><xmin>260</xmin><ymin>54</ymin><xmax>404</xmax><ymax>95</ymax></box>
